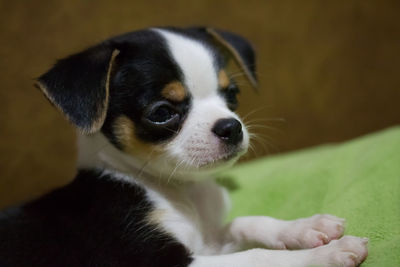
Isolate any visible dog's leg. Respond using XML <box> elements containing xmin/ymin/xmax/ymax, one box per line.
<box><xmin>225</xmin><ymin>214</ymin><xmax>345</xmax><ymax>250</ymax></box>
<box><xmin>191</xmin><ymin>236</ymin><xmax>368</xmax><ymax>267</ymax></box>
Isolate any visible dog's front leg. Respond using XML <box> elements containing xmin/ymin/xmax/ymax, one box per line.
<box><xmin>224</xmin><ymin>214</ymin><xmax>345</xmax><ymax>250</ymax></box>
<box><xmin>191</xmin><ymin>236</ymin><xmax>368</xmax><ymax>267</ymax></box>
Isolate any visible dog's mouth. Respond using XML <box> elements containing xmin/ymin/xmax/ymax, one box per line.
<box><xmin>191</xmin><ymin>146</ymin><xmax>247</xmax><ymax>170</ymax></box>
<box><xmin>199</xmin><ymin>152</ymin><xmax>237</xmax><ymax>168</ymax></box>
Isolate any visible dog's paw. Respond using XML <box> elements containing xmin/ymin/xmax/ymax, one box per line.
<box><xmin>277</xmin><ymin>214</ymin><xmax>345</xmax><ymax>249</ymax></box>
<box><xmin>308</xmin><ymin>235</ymin><xmax>368</xmax><ymax>267</ymax></box>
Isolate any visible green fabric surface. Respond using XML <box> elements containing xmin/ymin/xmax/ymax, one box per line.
<box><xmin>222</xmin><ymin>126</ymin><xmax>400</xmax><ymax>266</ymax></box>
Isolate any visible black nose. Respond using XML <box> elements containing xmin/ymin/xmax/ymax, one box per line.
<box><xmin>212</xmin><ymin>118</ymin><xmax>243</xmax><ymax>145</ymax></box>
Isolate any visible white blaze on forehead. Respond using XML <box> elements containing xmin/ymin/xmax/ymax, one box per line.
<box><xmin>154</xmin><ymin>29</ymin><xmax>219</xmax><ymax>98</ymax></box>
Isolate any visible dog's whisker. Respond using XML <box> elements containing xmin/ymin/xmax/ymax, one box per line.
<box><xmin>167</xmin><ymin>160</ymin><xmax>186</xmax><ymax>183</ymax></box>
<box><xmin>248</xmin><ymin>131</ymin><xmax>269</xmax><ymax>152</ymax></box>
<box><xmin>250</xmin><ymin>132</ymin><xmax>280</xmax><ymax>154</ymax></box>
<box><xmin>136</xmin><ymin>149</ymin><xmax>157</xmax><ymax>179</ymax></box>
<box><xmin>229</xmin><ymin>72</ymin><xmax>247</xmax><ymax>79</ymax></box>
<box><xmin>244</xmin><ymin>117</ymin><xmax>286</xmax><ymax>123</ymax></box>
<box><xmin>241</xmin><ymin>107</ymin><xmax>267</xmax><ymax>121</ymax></box>
<box><xmin>159</xmin><ymin>126</ymin><xmax>179</xmax><ymax>134</ymax></box>
<box><xmin>226</xmin><ymin>69</ymin><xmax>246</xmax><ymax>78</ymax></box>
<box><xmin>246</xmin><ymin>124</ymin><xmax>285</xmax><ymax>135</ymax></box>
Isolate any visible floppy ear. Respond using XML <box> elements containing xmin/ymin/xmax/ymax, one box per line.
<box><xmin>36</xmin><ymin>45</ymin><xmax>120</xmax><ymax>134</ymax></box>
<box><xmin>205</xmin><ymin>28</ymin><xmax>258</xmax><ymax>90</ymax></box>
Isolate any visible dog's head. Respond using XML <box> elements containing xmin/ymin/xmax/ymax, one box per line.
<box><xmin>37</xmin><ymin>27</ymin><xmax>257</xmax><ymax>179</ymax></box>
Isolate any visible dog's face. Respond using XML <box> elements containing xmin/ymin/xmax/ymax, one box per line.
<box><xmin>37</xmin><ymin>27</ymin><xmax>257</xmax><ymax>178</ymax></box>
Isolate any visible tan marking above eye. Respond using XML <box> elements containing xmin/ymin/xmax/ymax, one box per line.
<box><xmin>218</xmin><ymin>70</ymin><xmax>230</xmax><ymax>89</ymax></box>
<box><xmin>161</xmin><ymin>81</ymin><xmax>186</xmax><ymax>102</ymax></box>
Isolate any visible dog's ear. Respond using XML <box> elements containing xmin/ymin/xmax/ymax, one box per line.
<box><xmin>36</xmin><ymin>45</ymin><xmax>120</xmax><ymax>134</ymax></box>
<box><xmin>203</xmin><ymin>28</ymin><xmax>257</xmax><ymax>90</ymax></box>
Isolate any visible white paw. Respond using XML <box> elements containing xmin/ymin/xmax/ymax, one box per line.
<box><xmin>277</xmin><ymin>214</ymin><xmax>345</xmax><ymax>249</ymax></box>
<box><xmin>310</xmin><ymin>235</ymin><xmax>369</xmax><ymax>267</ymax></box>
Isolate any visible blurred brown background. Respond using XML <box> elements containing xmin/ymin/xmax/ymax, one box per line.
<box><xmin>0</xmin><ymin>0</ymin><xmax>399</xmax><ymax>209</ymax></box>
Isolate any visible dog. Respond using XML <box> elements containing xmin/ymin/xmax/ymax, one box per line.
<box><xmin>0</xmin><ymin>27</ymin><xmax>368</xmax><ymax>266</ymax></box>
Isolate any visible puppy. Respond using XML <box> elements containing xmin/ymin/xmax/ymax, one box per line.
<box><xmin>0</xmin><ymin>27</ymin><xmax>368</xmax><ymax>266</ymax></box>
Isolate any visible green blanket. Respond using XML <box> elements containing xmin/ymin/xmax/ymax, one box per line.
<box><xmin>223</xmin><ymin>126</ymin><xmax>400</xmax><ymax>266</ymax></box>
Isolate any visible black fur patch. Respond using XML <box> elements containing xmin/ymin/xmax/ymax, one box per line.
<box><xmin>101</xmin><ymin>29</ymin><xmax>191</xmax><ymax>145</ymax></box>
<box><xmin>0</xmin><ymin>169</ymin><xmax>193</xmax><ymax>267</ymax></box>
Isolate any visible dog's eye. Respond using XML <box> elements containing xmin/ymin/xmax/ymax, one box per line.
<box><xmin>142</xmin><ymin>101</ymin><xmax>180</xmax><ymax>129</ymax></box>
<box><xmin>222</xmin><ymin>84</ymin><xmax>240</xmax><ymax>111</ymax></box>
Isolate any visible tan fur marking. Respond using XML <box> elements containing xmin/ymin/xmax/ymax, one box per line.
<box><xmin>218</xmin><ymin>70</ymin><xmax>230</xmax><ymax>89</ymax></box>
<box><xmin>161</xmin><ymin>81</ymin><xmax>186</xmax><ymax>102</ymax></box>
<box><xmin>91</xmin><ymin>49</ymin><xmax>120</xmax><ymax>133</ymax></box>
<box><xmin>113</xmin><ymin>115</ymin><xmax>160</xmax><ymax>156</ymax></box>
<box><xmin>206</xmin><ymin>28</ymin><xmax>258</xmax><ymax>90</ymax></box>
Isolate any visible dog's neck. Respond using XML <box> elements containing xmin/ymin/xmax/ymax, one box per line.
<box><xmin>77</xmin><ymin>132</ymin><xmax>219</xmax><ymax>184</ymax></box>
<box><xmin>77</xmin><ymin>132</ymin><xmax>157</xmax><ymax>181</ymax></box>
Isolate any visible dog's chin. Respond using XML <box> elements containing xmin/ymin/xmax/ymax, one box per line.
<box><xmin>196</xmin><ymin>150</ymin><xmax>240</xmax><ymax>169</ymax></box>
<box><xmin>166</xmin><ymin>147</ymin><xmax>247</xmax><ymax>180</ymax></box>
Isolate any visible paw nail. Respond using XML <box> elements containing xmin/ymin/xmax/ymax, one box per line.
<box><xmin>321</xmin><ymin>233</ymin><xmax>329</xmax><ymax>243</ymax></box>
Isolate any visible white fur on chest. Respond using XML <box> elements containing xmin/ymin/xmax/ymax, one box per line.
<box><xmin>145</xmin><ymin>179</ymin><xmax>231</xmax><ymax>255</ymax></box>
